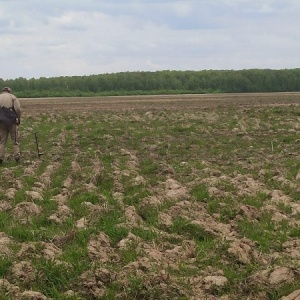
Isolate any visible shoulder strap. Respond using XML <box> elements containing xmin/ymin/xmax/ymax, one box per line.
<box><xmin>10</xmin><ymin>94</ymin><xmax>15</xmax><ymax>110</ymax></box>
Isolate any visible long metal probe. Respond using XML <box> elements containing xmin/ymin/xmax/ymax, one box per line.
<box><xmin>34</xmin><ymin>132</ymin><xmax>43</xmax><ymax>158</ymax></box>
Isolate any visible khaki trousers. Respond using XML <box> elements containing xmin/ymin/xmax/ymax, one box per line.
<box><xmin>0</xmin><ymin>123</ymin><xmax>20</xmax><ymax>160</ymax></box>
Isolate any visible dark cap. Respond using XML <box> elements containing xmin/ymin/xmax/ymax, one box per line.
<box><xmin>2</xmin><ymin>87</ymin><xmax>11</xmax><ymax>93</ymax></box>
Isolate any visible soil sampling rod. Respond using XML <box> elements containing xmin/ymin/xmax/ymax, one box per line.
<box><xmin>34</xmin><ymin>132</ymin><xmax>43</xmax><ymax>158</ymax></box>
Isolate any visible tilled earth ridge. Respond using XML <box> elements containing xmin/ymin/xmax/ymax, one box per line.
<box><xmin>0</xmin><ymin>93</ymin><xmax>299</xmax><ymax>299</ymax></box>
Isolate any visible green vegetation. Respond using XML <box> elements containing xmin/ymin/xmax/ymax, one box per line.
<box><xmin>0</xmin><ymin>95</ymin><xmax>299</xmax><ymax>299</ymax></box>
<box><xmin>2</xmin><ymin>68</ymin><xmax>300</xmax><ymax>97</ymax></box>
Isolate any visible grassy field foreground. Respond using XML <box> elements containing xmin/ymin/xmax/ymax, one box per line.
<box><xmin>0</xmin><ymin>93</ymin><xmax>299</xmax><ymax>299</ymax></box>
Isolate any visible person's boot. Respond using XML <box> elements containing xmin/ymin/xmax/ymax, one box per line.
<box><xmin>0</xmin><ymin>159</ymin><xmax>2</xmax><ymax>164</ymax></box>
<box><xmin>15</xmin><ymin>157</ymin><xmax>20</xmax><ymax>163</ymax></box>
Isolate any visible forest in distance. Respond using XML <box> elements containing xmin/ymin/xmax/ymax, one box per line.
<box><xmin>1</xmin><ymin>68</ymin><xmax>300</xmax><ymax>98</ymax></box>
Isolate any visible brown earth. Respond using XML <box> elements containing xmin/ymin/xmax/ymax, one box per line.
<box><xmin>20</xmin><ymin>92</ymin><xmax>300</xmax><ymax>113</ymax></box>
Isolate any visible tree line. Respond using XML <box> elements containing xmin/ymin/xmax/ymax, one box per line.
<box><xmin>1</xmin><ymin>69</ymin><xmax>300</xmax><ymax>98</ymax></box>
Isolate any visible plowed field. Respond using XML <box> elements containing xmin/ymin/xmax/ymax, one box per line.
<box><xmin>0</xmin><ymin>93</ymin><xmax>299</xmax><ymax>300</ymax></box>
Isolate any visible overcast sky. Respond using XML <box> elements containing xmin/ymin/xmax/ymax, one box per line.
<box><xmin>1</xmin><ymin>0</ymin><xmax>299</xmax><ymax>80</ymax></box>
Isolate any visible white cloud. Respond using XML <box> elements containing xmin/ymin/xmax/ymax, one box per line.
<box><xmin>0</xmin><ymin>0</ymin><xmax>299</xmax><ymax>79</ymax></box>
<box><xmin>170</xmin><ymin>1</ymin><xmax>193</xmax><ymax>18</ymax></box>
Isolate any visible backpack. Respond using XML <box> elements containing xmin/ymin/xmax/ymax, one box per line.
<box><xmin>0</xmin><ymin>97</ymin><xmax>17</xmax><ymax>127</ymax></box>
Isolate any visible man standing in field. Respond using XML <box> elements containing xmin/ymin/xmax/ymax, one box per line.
<box><xmin>0</xmin><ymin>87</ymin><xmax>21</xmax><ymax>164</ymax></box>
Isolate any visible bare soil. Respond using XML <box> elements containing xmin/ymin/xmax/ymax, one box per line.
<box><xmin>20</xmin><ymin>92</ymin><xmax>300</xmax><ymax>113</ymax></box>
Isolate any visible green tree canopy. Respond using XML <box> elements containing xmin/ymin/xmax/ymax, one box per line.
<box><xmin>1</xmin><ymin>69</ymin><xmax>300</xmax><ymax>98</ymax></box>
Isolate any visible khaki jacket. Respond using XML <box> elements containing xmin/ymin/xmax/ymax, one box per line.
<box><xmin>0</xmin><ymin>92</ymin><xmax>21</xmax><ymax>119</ymax></box>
